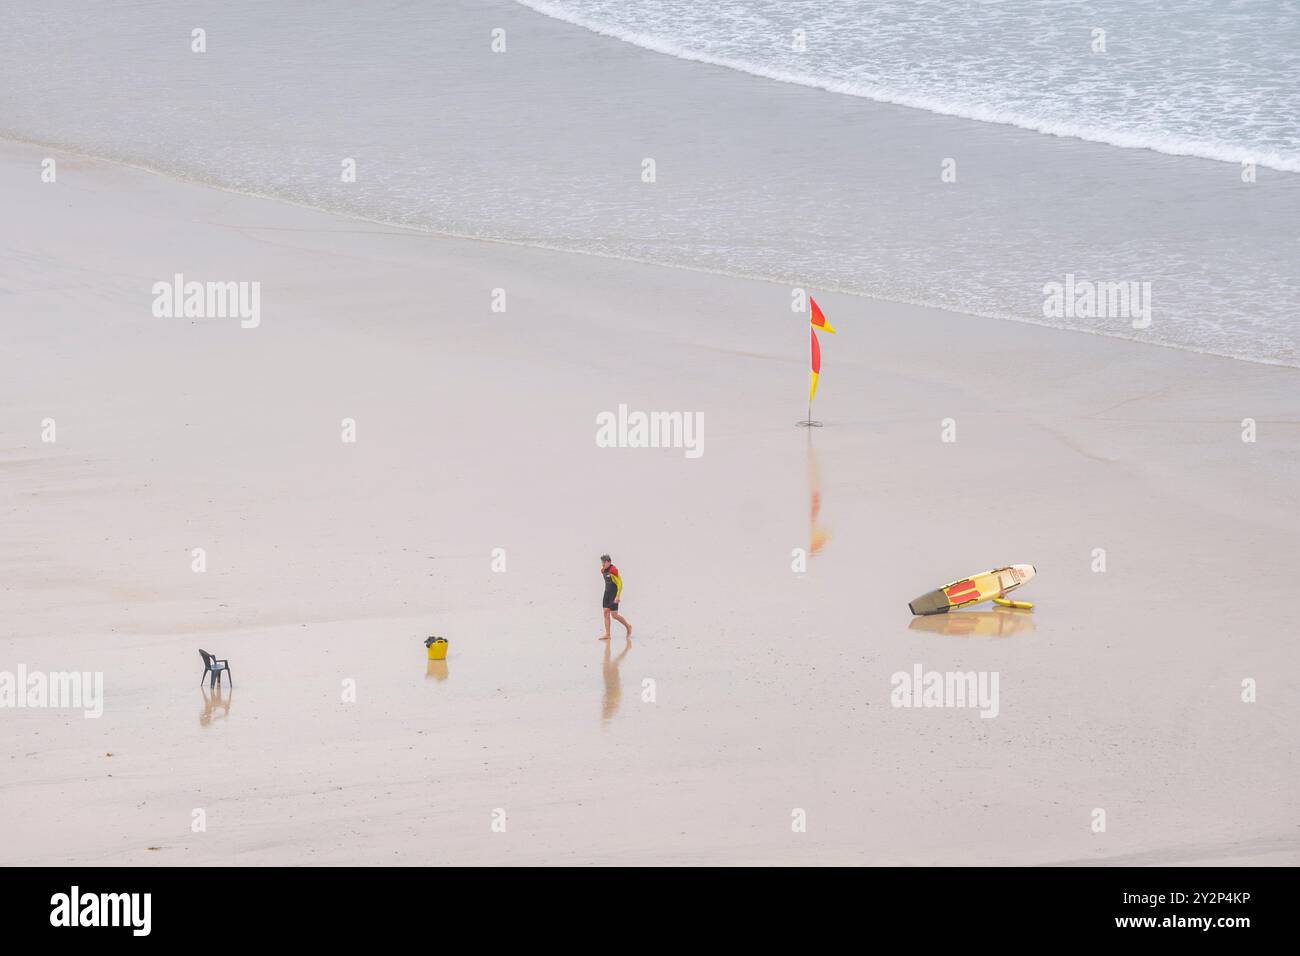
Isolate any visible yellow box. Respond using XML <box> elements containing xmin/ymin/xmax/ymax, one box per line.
<box><xmin>426</xmin><ymin>638</ymin><xmax>448</xmax><ymax>661</ymax></box>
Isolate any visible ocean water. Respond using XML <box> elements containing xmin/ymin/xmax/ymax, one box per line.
<box><xmin>1</xmin><ymin>0</ymin><xmax>1297</xmax><ymax>365</ymax></box>
<box><xmin>519</xmin><ymin>0</ymin><xmax>1300</xmax><ymax>173</ymax></box>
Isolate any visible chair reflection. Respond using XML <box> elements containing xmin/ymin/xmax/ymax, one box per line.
<box><xmin>199</xmin><ymin>685</ymin><xmax>232</xmax><ymax>726</ymax></box>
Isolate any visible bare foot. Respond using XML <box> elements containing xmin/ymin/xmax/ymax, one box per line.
<box><xmin>598</xmin><ymin>634</ymin><xmax>611</xmax><ymax>641</ymax></box>
<box><xmin>624</xmin><ymin>625</ymin><xmax>633</xmax><ymax>638</ymax></box>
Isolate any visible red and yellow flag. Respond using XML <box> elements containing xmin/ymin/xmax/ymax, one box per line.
<box><xmin>809</xmin><ymin>326</ymin><xmax>822</xmax><ymax>402</ymax></box>
<box><xmin>807</xmin><ymin>296</ymin><xmax>835</xmax><ymax>403</ymax></box>
<box><xmin>809</xmin><ymin>295</ymin><xmax>836</xmax><ymax>334</ymax></box>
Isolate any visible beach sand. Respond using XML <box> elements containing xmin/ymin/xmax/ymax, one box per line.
<box><xmin>1</xmin><ymin>136</ymin><xmax>1297</xmax><ymax>865</ymax></box>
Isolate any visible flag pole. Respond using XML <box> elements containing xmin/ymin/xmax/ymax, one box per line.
<box><xmin>797</xmin><ymin>385</ymin><xmax>821</xmax><ymax>428</ymax></box>
<box><xmin>798</xmin><ymin>310</ymin><xmax>822</xmax><ymax>427</ymax></box>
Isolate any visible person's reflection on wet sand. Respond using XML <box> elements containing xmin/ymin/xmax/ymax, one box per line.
<box><xmin>199</xmin><ymin>685</ymin><xmax>232</xmax><ymax>727</ymax></box>
<box><xmin>602</xmin><ymin>637</ymin><xmax>632</xmax><ymax>723</ymax></box>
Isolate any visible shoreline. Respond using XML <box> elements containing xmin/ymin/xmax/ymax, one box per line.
<box><xmin>4</xmin><ymin>131</ymin><xmax>1294</xmax><ymax>372</ymax></box>
<box><xmin>514</xmin><ymin>0</ymin><xmax>1300</xmax><ymax>174</ymax></box>
<box><xmin>3</xmin><ymin>0</ymin><xmax>1295</xmax><ymax>367</ymax></box>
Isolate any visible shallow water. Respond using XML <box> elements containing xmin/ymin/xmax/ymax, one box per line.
<box><xmin>1</xmin><ymin>0</ymin><xmax>1296</xmax><ymax>364</ymax></box>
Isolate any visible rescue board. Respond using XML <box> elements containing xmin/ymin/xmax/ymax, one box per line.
<box><xmin>908</xmin><ymin>564</ymin><xmax>1036</xmax><ymax>615</ymax></box>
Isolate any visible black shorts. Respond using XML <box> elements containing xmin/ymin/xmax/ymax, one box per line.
<box><xmin>603</xmin><ymin>601</ymin><xmax>619</xmax><ymax>612</ymax></box>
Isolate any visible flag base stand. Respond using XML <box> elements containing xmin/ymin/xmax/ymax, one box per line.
<box><xmin>796</xmin><ymin>419</ymin><xmax>822</xmax><ymax>428</ymax></box>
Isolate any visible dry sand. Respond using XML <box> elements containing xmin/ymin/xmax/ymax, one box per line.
<box><xmin>1</xmin><ymin>139</ymin><xmax>1297</xmax><ymax>865</ymax></box>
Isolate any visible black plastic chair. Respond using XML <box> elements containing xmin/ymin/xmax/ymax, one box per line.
<box><xmin>199</xmin><ymin>649</ymin><xmax>232</xmax><ymax>689</ymax></box>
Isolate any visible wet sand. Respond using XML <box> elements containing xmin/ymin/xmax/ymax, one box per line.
<box><xmin>1</xmin><ymin>139</ymin><xmax>1298</xmax><ymax>865</ymax></box>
